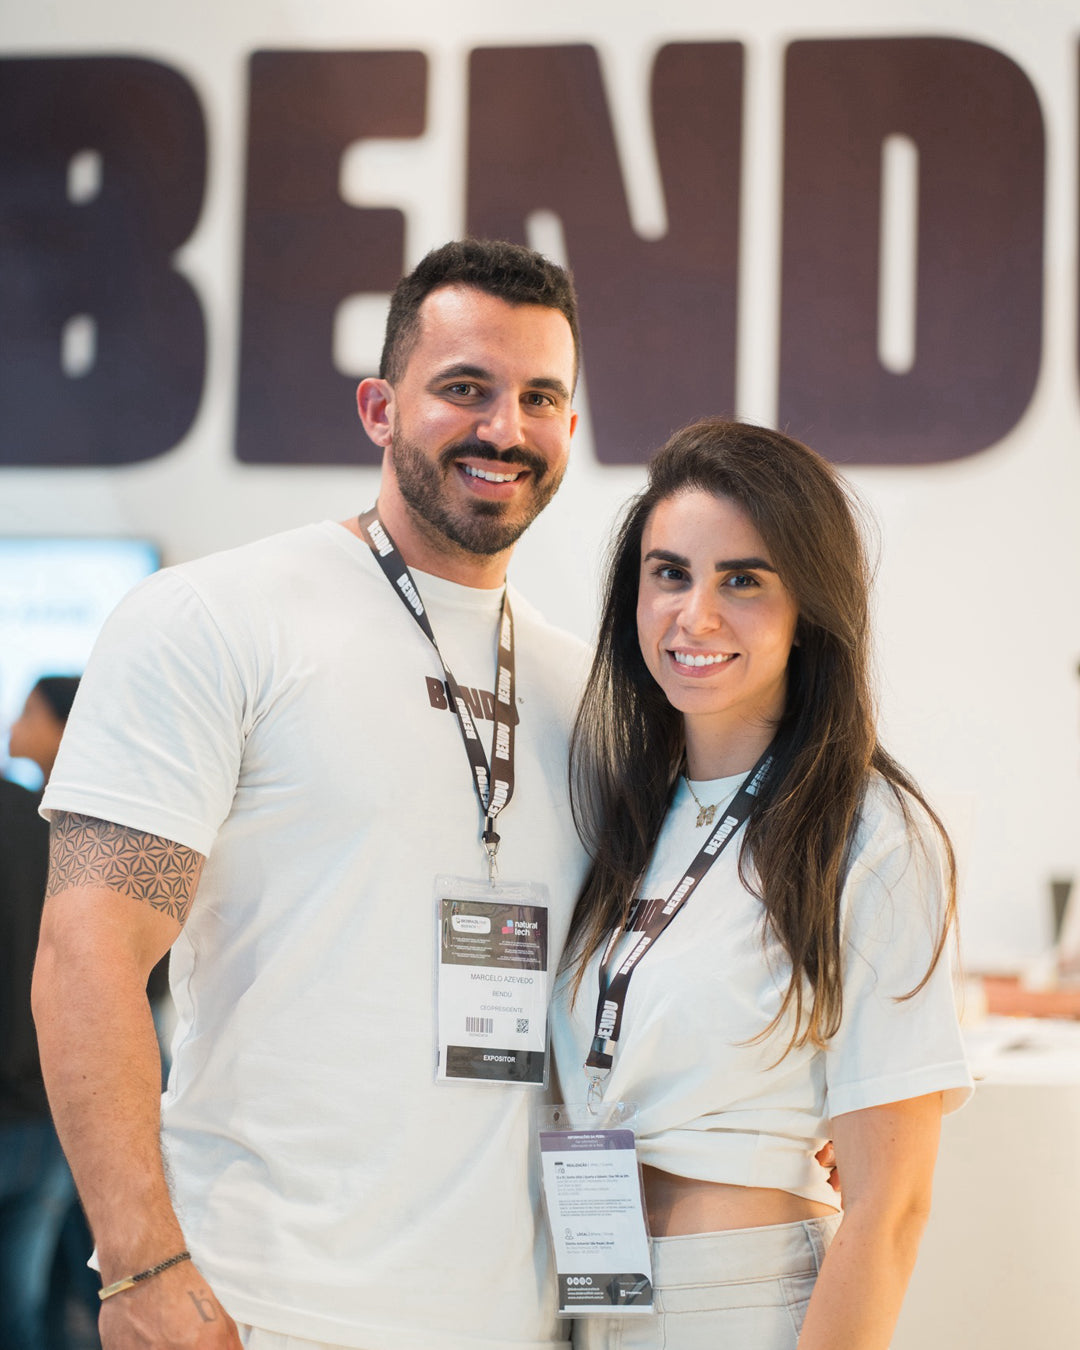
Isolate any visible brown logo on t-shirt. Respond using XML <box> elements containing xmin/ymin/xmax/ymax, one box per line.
<box><xmin>425</xmin><ymin>676</ymin><xmax>520</xmax><ymax>725</ymax></box>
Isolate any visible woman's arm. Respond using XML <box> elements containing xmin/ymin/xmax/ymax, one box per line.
<box><xmin>796</xmin><ymin>1092</ymin><xmax>943</xmax><ymax>1350</ymax></box>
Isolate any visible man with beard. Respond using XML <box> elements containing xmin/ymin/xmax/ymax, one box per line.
<box><xmin>33</xmin><ymin>240</ymin><xmax>589</xmax><ymax>1350</ymax></box>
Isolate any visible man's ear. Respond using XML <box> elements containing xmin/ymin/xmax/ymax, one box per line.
<box><xmin>357</xmin><ymin>378</ymin><xmax>394</xmax><ymax>448</ymax></box>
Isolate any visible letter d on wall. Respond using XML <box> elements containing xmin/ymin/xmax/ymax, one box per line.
<box><xmin>779</xmin><ymin>38</ymin><xmax>1044</xmax><ymax>465</ymax></box>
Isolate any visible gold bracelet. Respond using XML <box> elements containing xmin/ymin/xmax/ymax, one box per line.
<box><xmin>98</xmin><ymin>1250</ymin><xmax>192</xmax><ymax>1301</ymax></box>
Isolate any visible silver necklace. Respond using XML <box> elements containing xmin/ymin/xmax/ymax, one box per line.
<box><xmin>684</xmin><ymin>775</ymin><xmax>724</xmax><ymax>828</ymax></box>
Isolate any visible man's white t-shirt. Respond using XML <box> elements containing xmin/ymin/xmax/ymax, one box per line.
<box><xmin>43</xmin><ymin>521</ymin><xmax>590</xmax><ymax>1350</ymax></box>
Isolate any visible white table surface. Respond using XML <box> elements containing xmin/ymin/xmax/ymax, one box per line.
<box><xmin>893</xmin><ymin>1017</ymin><xmax>1080</xmax><ymax>1348</ymax></box>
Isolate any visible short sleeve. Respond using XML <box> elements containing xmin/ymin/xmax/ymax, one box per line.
<box><xmin>41</xmin><ymin>569</ymin><xmax>249</xmax><ymax>857</ymax></box>
<box><xmin>824</xmin><ymin>796</ymin><xmax>973</xmax><ymax>1120</ymax></box>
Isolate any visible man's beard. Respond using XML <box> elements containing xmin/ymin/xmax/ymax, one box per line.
<box><xmin>389</xmin><ymin>434</ymin><xmax>565</xmax><ymax>557</ymax></box>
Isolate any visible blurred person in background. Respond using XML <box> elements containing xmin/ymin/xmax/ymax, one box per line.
<box><xmin>12</xmin><ymin>676</ymin><xmax>170</xmax><ymax>1348</ymax></box>
<box><xmin>9</xmin><ymin>679</ymin><xmax>81</xmax><ymax>787</ymax></box>
<box><xmin>1</xmin><ymin>675</ymin><xmax>87</xmax><ymax>1350</ymax></box>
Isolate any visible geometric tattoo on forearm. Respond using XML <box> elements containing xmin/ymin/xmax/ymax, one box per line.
<box><xmin>46</xmin><ymin>812</ymin><xmax>204</xmax><ymax>924</ymax></box>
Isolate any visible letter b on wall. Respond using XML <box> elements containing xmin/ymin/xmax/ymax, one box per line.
<box><xmin>0</xmin><ymin>58</ymin><xmax>206</xmax><ymax>465</ymax></box>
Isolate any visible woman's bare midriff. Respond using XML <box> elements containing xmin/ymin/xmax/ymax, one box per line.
<box><xmin>641</xmin><ymin>1164</ymin><xmax>838</xmax><ymax>1236</ymax></box>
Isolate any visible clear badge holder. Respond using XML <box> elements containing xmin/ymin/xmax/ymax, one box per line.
<box><xmin>538</xmin><ymin>1099</ymin><xmax>654</xmax><ymax>1315</ymax></box>
<box><xmin>434</xmin><ymin>874</ymin><xmax>550</xmax><ymax>1087</ymax></box>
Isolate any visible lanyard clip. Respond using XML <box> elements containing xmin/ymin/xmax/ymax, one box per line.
<box><xmin>482</xmin><ymin>826</ymin><xmax>500</xmax><ymax>885</ymax></box>
<box><xmin>586</xmin><ymin>1069</ymin><xmax>609</xmax><ymax>1115</ymax></box>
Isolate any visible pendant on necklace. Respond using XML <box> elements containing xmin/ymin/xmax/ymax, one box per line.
<box><xmin>685</xmin><ymin>773</ymin><xmax>722</xmax><ymax>828</ymax></box>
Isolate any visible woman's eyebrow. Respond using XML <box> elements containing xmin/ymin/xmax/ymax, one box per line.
<box><xmin>642</xmin><ymin>549</ymin><xmax>778</xmax><ymax>573</ymax></box>
<box><xmin>643</xmin><ymin>548</ymin><xmax>690</xmax><ymax>566</ymax></box>
<box><xmin>714</xmin><ymin>556</ymin><xmax>777</xmax><ymax>573</ymax></box>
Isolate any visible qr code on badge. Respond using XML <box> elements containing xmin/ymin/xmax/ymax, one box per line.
<box><xmin>516</xmin><ymin>1018</ymin><xmax>529</xmax><ymax>1035</ymax></box>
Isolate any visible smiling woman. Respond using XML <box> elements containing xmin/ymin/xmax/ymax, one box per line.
<box><xmin>551</xmin><ymin>417</ymin><xmax>972</xmax><ymax>1350</ymax></box>
<box><xmin>635</xmin><ymin>491</ymin><xmax>799</xmax><ymax>780</ymax></box>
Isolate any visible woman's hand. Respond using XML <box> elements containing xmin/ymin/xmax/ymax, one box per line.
<box><xmin>814</xmin><ymin>1140</ymin><xmax>840</xmax><ymax>1193</ymax></box>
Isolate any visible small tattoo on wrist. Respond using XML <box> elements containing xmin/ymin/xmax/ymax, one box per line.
<box><xmin>187</xmin><ymin>1290</ymin><xmax>217</xmax><ymax>1322</ymax></box>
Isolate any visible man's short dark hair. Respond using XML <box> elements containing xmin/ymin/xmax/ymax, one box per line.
<box><xmin>379</xmin><ymin>239</ymin><xmax>580</xmax><ymax>385</ymax></box>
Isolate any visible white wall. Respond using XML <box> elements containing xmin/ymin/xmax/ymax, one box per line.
<box><xmin>3</xmin><ymin>0</ymin><xmax>1078</xmax><ymax>968</ymax></box>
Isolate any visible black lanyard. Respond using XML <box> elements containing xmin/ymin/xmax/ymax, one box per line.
<box><xmin>585</xmin><ymin>749</ymin><xmax>773</xmax><ymax>1101</ymax></box>
<box><xmin>357</xmin><ymin>508</ymin><xmax>517</xmax><ymax>881</ymax></box>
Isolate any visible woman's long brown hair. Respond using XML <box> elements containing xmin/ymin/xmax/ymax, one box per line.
<box><xmin>566</xmin><ymin>418</ymin><xmax>956</xmax><ymax>1052</ymax></box>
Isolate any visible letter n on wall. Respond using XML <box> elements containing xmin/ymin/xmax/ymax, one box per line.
<box><xmin>467</xmin><ymin>43</ymin><xmax>743</xmax><ymax>466</ymax></box>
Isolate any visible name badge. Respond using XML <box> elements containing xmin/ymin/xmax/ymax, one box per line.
<box><xmin>435</xmin><ymin>876</ymin><xmax>549</xmax><ymax>1086</ymax></box>
<box><xmin>538</xmin><ymin>1107</ymin><xmax>654</xmax><ymax>1315</ymax></box>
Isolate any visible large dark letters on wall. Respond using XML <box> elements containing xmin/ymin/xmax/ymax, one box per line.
<box><xmin>236</xmin><ymin>51</ymin><xmax>426</xmax><ymax>466</ymax></box>
<box><xmin>467</xmin><ymin>43</ymin><xmax>743</xmax><ymax>465</ymax></box>
<box><xmin>779</xmin><ymin>38</ymin><xmax>1044</xmax><ymax>464</ymax></box>
<box><xmin>0</xmin><ymin>40</ymin><xmax>1056</xmax><ymax>469</ymax></box>
<box><xmin>0</xmin><ymin>57</ymin><xmax>205</xmax><ymax>466</ymax></box>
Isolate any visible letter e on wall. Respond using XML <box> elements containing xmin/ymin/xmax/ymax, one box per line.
<box><xmin>236</xmin><ymin>51</ymin><xmax>426</xmax><ymax>466</ymax></box>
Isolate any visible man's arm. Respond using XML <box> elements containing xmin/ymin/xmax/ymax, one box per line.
<box><xmin>32</xmin><ymin>812</ymin><xmax>240</xmax><ymax>1349</ymax></box>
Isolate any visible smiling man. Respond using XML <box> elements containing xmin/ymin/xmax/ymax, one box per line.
<box><xmin>354</xmin><ymin>272</ymin><xmax>577</xmax><ymax>583</ymax></box>
<box><xmin>32</xmin><ymin>241</ymin><xmax>591</xmax><ymax>1350</ymax></box>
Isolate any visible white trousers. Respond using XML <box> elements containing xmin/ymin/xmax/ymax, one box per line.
<box><xmin>239</xmin><ymin>1328</ymin><xmax>355</xmax><ymax>1350</ymax></box>
<box><xmin>572</xmin><ymin>1214</ymin><xmax>841</xmax><ymax>1350</ymax></box>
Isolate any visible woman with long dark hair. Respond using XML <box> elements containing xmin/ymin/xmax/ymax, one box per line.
<box><xmin>550</xmin><ymin>418</ymin><xmax>971</xmax><ymax>1349</ymax></box>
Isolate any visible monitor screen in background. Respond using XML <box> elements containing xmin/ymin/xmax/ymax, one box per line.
<box><xmin>1</xmin><ymin>537</ymin><xmax>160</xmax><ymax>790</ymax></box>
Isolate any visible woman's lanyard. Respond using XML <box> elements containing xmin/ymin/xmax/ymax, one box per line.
<box><xmin>357</xmin><ymin>507</ymin><xmax>516</xmax><ymax>883</ymax></box>
<box><xmin>585</xmin><ymin>748</ymin><xmax>773</xmax><ymax>1109</ymax></box>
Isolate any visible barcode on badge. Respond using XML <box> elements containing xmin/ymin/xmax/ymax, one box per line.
<box><xmin>466</xmin><ymin>1016</ymin><xmax>494</xmax><ymax>1034</ymax></box>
